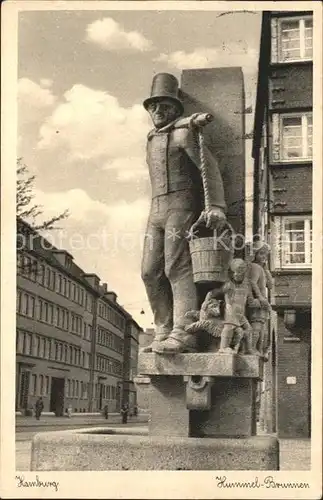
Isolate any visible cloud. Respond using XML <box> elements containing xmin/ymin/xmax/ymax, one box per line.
<box><xmin>85</xmin><ymin>17</ymin><xmax>153</xmax><ymax>52</ymax></box>
<box><xmin>37</xmin><ymin>84</ymin><xmax>151</xmax><ymax>177</ymax></box>
<box><xmin>33</xmin><ymin>187</ymin><xmax>150</xmax><ymax>231</ymax></box>
<box><xmin>34</xmin><ymin>188</ymin><xmax>109</xmax><ymax>222</ymax></box>
<box><xmin>155</xmin><ymin>43</ymin><xmax>258</xmax><ymax>74</ymax></box>
<box><xmin>103</xmin><ymin>156</ymin><xmax>148</xmax><ymax>181</ymax></box>
<box><xmin>18</xmin><ymin>78</ymin><xmax>56</xmax><ymax>109</ymax></box>
<box><xmin>40</xmin><ymin>78</ymin><xmax>53</xmax><ymax>89</ymax></box>
<box><xmin>18</xmin><ymin>78</ymin><xmax>58</xmax><ymax>160</ymax></box>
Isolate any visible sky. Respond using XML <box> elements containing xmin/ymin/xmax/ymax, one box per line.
<box><xmin>18</xmin><ymin>7</ymin><xmax>262</xmax><ymax>329</ymax></box>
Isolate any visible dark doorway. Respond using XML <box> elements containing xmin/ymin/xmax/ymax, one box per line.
<box><xmin>99</xmin><ymin>384</ymin><xmax>103</xmax><ymax>411</ymax></box>
<box><xmin>50</xmin><ymin>377</ymin><xmax>65</xmax><ymax>416</ymax></box>
<box><xmin>19</xmin><ymin>371</ymin><xmax>30</xmax><ymax>410</ymax></box>
<box><xmin>116</xmin><ymin>384</ymin><xmax>121</xmax><ymax>412</ymax></box>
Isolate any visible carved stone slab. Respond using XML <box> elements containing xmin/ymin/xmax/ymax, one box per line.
<box><xmin>138</xmin><ymin>353</ymin><xmax>262</xmax><ymax>379</ymax></box>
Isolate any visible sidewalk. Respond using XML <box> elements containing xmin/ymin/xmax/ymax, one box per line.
<box><xmin>257</xmin><ymin>424</ymin><xmax>311</xmax><ymax>470</ymax></box>
<box><xmin>279</xmin><ymin>438</ymin><xmax>311</xmax><ymax>470</ymax></box>
<box><xmin>16</xmin><ymin>413</ymin><xmax>148</xmax><ymax>428</ymax></box>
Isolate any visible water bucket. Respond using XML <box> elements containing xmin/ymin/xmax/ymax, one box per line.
<box><xmin>189</xmin><ymin>236</ymin><xmax>233</xmax><ymax>284</ymax></box>
<box><xmin>188</xmin><ymin>218</ymin><xmax>235</xmax><ymax>285</ymax></box>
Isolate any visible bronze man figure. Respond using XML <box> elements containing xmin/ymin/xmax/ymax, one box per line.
<box><xmin>141</xmin><ymin>73</ymin><xmax>227</xmax><ymax>354</ymax></box>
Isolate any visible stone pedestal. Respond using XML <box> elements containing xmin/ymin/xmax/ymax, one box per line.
<box><xmin>30</xmin><ymin>353</ymin><xmax>279</xmax><ymax>470</ymax></box>
<box><xmin>31</xmin><ymin>427</ymin><xmax>279</xmax><ymax>471</ymax></box>
<box><xmin>137</xmin><ymin>353</ymin><xmax>262</xmax><ymax>439</ymax></box>
<box><xmin>134</xmin><ymin>352</ymin><xmax>278</xmax><ymax>469</ymax></box>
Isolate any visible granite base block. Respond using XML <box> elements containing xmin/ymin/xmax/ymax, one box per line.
<box><xmin>31</xmin><ymin>427</ymin><xmax>279</xmax><ymax>471</ymax></box>
<box><xmin>138</xmin><ymin>353</ymin><xmax>262</xmax><ymax>379</ymax></box>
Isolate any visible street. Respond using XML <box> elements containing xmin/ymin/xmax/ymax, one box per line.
<box><xmin>16</xmin><ymin>415</ymin><xmax>311</xmax><ymax>471</ymax></box>
<box><xmin>16</xmin><ymin>414</ymin><xmax>148</xmax><ymax>470</ymax></box>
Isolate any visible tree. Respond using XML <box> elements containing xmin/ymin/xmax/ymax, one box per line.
<box><xmin>16</xmin><ymin>158</ymin><xmax>69</xmax><ymax>275</ymax></box>
<box><xmin>16</xmin><ymin>158</ymin><xmax>69</xmax><ymax>231</ymax></box>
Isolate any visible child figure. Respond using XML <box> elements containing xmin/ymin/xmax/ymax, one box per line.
<box><xmin>219</xmin><ymin>258</ymin><xmax>256</xmax><ymax>355</ymax></box>
<box><xmin>247</xmin><ymin>241</ymin><xmax>273</xmax><ymax>360</ymax></box>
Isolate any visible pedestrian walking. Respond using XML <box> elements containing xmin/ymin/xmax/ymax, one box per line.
<box><xmin>35</xmin><ymin>396</ymin><xmax>44</xmax><ymax>420</ymax></box>
<box><xmin>120</xmin><ymin>404</ymin><xmax>128</xmax><ymax>424</ymax></box>
<box><xmin>133</xmin><ymin>404</ymin><xmax>138</xmax><ymax>417</ymax></box>
<box><xmin>67</xmin><ymin>404</ymin><xmax>72</xmax><ymax>418</ymax></box>
<box><xmin>103</xmin><ymin>404</ymin><xmax>109</xmax><ymax>420</ymax></box>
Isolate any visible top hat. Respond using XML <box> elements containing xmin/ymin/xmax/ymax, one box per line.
<box><xmin>143</xmin><ymin>73</ymin><xmax>184</xmax><ymax>113</ymax></box>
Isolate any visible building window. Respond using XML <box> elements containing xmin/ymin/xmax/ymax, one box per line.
<box><xmin>272</xmin><ymin>112</ymin><xmax>312</xmax><ymax>162</ymax></box>
<box><xmin>38</xmin><ymin>264</ymin><xmax>45</xmax><ymax>285</ymax></box>
<box><xmin>38</xmin><ymin>337</ymin><xmax>44</xmax><ymax>358</ymax></box>
<box><xmin>44</xmin><ymin>267</ymin><xmax>50</xmax><ymax>288</ymax></box>
<box><xmin>281</xmin><ymin>113</ymin><xmax>312</xmax><ymax>161</ymax></box>
<box><xmin>16</xmin><ymin>290</ymin><xmax>22</xmax><ymax>313</ymax></box>
<box><xmin>28</xmin><ymin>295</ymin><xmax>35</xmax><ymax>318</ymax></box>
<box><xmin>273</xmin><ymin>216</ymin><xmax>312</xmax><ymax>268</ymax></box>
<box><xmin>45</xmin><ymin>376</ymin><xmax>50</xmax><ymax>395</ymax></box>
<box><xmin>23</xmin><ymin>332</ymin><xmax>32</xmax><ymax>355</ymax></box>
<box><xmin>272</xmin><ymin>16</ymin><xmax>313</xmax><ymax>63</ymax></box>
<box><xmin>87</xmin><ymin>294</ymin><xmax>93</xmax><ymax>312</ymax></box>
<box><xmin>30</xmin><ymin>374</ymin><xmax>37</xmax><ymax>395</ymax></box>
<box><xmin>56</xmin><ymin>307</ymin><xmax>60</xmax><ymax>328</ymax></box>
<box><xmin>17</xmin><ymin>330</ymin><xmax>24</xmax><ymax>354</ymax></box>
<box><xmin>39</xmin><ymin>375</ymin><xmax>44</xmax><ymax>395</ymax></box>
<box><xmin>279</xmin><ymin>17</ymin><xmax>313</xmax><ymax>62</ymax></box>
<box><xmin>48</xmin><ymin>304</ymin><xmax>54</xmax><ymax>324</ymax></box>
<box><xmin>44</xmin><ymin>339</ymin><xmax>51</xmax><ymax>359</ymax></box>
<box><xmin>80</xmin><ymin>288</ymin><xmax>84</xmax><ymax>306</ymax></box>
<box><xmin>21</xmin><ymin>293</ymin><xmax>29</xmax><ymax>316</ymax></box>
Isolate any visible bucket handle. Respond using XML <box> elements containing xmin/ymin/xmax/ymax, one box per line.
<box><xmin>188</xmin><ymin>212</ymin><xmax>235</xmax><ymax>242</ymax></box>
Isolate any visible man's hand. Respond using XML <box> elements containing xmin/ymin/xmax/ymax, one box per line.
<box><xmin>259</xmin><ymin>297</ymin><xmax>271</xmax><ymax>310</ymax></box>
<box><xmin>205</xmin><ymin>207</ymin><xmax>227</xmax><ymax>230</ymax></box>
<box><xmin>247</xmin><ymin>297</ymin><xmax>261</xmax><ymax>309</ymax></box>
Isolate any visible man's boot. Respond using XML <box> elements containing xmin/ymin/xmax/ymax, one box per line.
<box><xmin>153</xmin><ymin>328</ymin><xmax>197</xmax><ymax>354</ymax></box>
<box><xmin>140</xmin><ymin>333</ymin><xmax>170</xmax><ymax>353</ymax></box>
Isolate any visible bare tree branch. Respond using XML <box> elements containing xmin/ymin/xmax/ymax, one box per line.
<box><xmin>16</xmin><ymin>158</ymin><xmax>70</xmax><ymax>275</ymax></box>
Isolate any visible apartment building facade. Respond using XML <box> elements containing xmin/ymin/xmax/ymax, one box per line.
<box><xmin>252</xmin><ymin>11</ymin><xmax>312</xmax><ymax>437</ymax></box>
<box><xmin>16</xmin><ymin>219</ymin><xmax>142</xmax><ymax>415</ymax></box>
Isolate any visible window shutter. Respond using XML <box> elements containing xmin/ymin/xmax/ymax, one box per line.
<box><xmin>271</xmin><ymin>18</ymin><xmax>279</xmax><ymax>63</ymax></box>
<box><xmin>271</xmin><ymin>114</ymin><xmax>281</xmax><ymax>162</ymax></box>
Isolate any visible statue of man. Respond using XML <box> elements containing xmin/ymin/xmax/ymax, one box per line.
<box><xmin>247</xmin><ymin>241</ymin><xmax>273</xmax><ymax>359</ymax></box>
<box><xmin>141</xmin><ymin>73</ymin><xmax>227</xmax><ymax>354</ymax></box>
